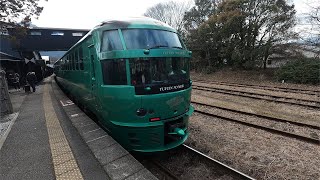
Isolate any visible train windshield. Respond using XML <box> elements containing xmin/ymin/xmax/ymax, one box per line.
<box><xmin>130</xmin><ymin>57</ymin><xmax>189</xmax><ymax>86</ymax></box>
<box><xmin>122</xmin><ymin>29</ymin><xmax>183</xmax><ymax>50</ymax></box>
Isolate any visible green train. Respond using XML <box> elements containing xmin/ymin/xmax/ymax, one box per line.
<box><xmin>54</xmin><ymin>17</ymin><xmax>194</xmax><ymax>152</ymax></box>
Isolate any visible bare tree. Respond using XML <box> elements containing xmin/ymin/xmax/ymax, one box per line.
<box><xmin>144</xmin><ymin>1</ymin><xmax>192</xmax><ymax>33</ymax></box>
<box><xmin>183</xmin><ymin>0</ymin><xmax>225</xmax><ymax>31</ymax></box>
<box><xmin>298</xmin><ymin>0</ymin><xmax>320</xmax><ymax>57</ymax></box>
<box><xmin>308</xmin><ymin>1</ymin><xmax>320</xmax><ymax>27</ymax></box>
<box><xmin>0</xmin><ymin>0</ymin><xmax>47</xmax><ymax>25</ymax></box>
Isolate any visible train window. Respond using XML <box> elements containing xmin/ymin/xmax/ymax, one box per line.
<box><xmin>101</xmin><ymin>59</ymin><xmax>127</xmax><ymax>85</ymax></box>
<box><xmin>101</xmin><ymin>30</ymin><xmax>123</xmax><ymax>52</ymax></box>
<box><xmin>67</xmin><ymin>56</ymin><xmax>70</xmax><ymax>70</ymax></box>
<box><xmin>79</xmin><ymin>47</ymin><xmax>84</xmax><ymax>70</ymax></box>
<box><xmin>75</xmin><ymin>49</ymin><xmax>79</xmax><ymax>70</ymax></box>
<box><xmin>62</xmin><ymin>57</ymin><xmax>66</xmax><ymax>70</ymax></box>
<box><xmin>64</xmin><ymin>60</ymin><xmax>66</xmax><ymax>70</ymax></box>
<box><xmin>122</xmin><ymin>29</ymin><xmax>183</xmax><ymax>50</ymax></box>
<box><xmin>69</xmin><ymin>54</ymin><xmax>72</xmax><ymax>70</ymax></box>
<box><xmin>130</xmin><ymin>57</ymin><xmax>189</xmax><ymax>85</ymax></box>
<box><xmin>71</xmin><ymin>53</ymin><xmax>75</xmax><ymax>70</ymax></box>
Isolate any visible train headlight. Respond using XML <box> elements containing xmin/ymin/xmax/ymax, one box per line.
<box><xmin>136</xmin><ymin>108</ymin><xmax>147</xmax><ymax>117</ymax></box>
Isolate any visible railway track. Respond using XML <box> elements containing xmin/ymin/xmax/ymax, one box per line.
<box><xmin>181</xmin><ymin>144</ymin><xmax>255</xmax><ymax>180</ymax></box>
<box><xmin>192</xmin><ymin>101</ymin><xmax>320</xmax><ymax>130</ymax></box>
<box><xmin>193</xmin><ymin>85</ymin><xmax>320</xmax><ymax>109</ymax></box>
<box><xmin>193</xmin><ymin>80</ymin><xmax>320</xmax><ymax>96</ymax></box>
<box><xmin>193</xmin><ymin>103</ymin><xmax>320</xmax><ymax>144</ymax></box>
<box><xmin>136</xmin><ymin>145</ymin><xmax>255</xmax><ymax>180</ymax></box>
<box><xmin>140</xmin><ymin>159</ymin><xmax>180</xmax><ymax>180</ymax></box>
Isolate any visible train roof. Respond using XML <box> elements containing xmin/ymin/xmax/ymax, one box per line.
<box><xmin>94</xmin><ymin>16</ymin><xmax>175</xmax><ymax>32</ymax></box>
<box><xmin>54</xmin><ymin>17</ymin><xmax>177</xmax><ymax>64</ymax></box>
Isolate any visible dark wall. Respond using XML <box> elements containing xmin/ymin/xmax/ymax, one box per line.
<box><xmin>0</xmin><ymin>36</ymin><xmax>22</xmax><ymax>59</ymax></box>
<box><xmin>9</xmin><ymin>28</ymin><xmax>89</xmax><ymax>51</ymax></box>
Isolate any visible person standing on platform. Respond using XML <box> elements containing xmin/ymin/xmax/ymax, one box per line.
<box><xmin>26</xmin><ymin>72</ymin><xmax>37</xmax><ymax>92</ymax></box>
<box><xmin>13</xmin><ymin>72</ymin><xmax>20</xmax><ymax>91</ymax></box>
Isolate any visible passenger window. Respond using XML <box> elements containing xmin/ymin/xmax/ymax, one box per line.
<box><xmin>75</xmin><ymin>49</ymin><xmax>79</xmax><ymax>70</ymax></box>
<box><xmin>71</xmin><ymin>53</ymin><xmax>75</xmax><ymax>70</ymax></box>
<box><xmin>101</xmin><ymin>59</ymin><xmax>127</xmax><ymax>85</ymax></box>
<box><xmin>68</xmin><ymin>54</ymin><xmax>72</xmax><ymax>70</ymax></box>
<box><xmin>63</xmin><ymin>57</ymin><xmax>66</xmax><ymax>70</ymax></box>
<box><xmin>79</xmin><ymin>47</ymin><xmax>84</xmax><ymax>70</ymax></box>
<box><xmin>101</xmin><ymin>30</ymin><xmax>123</xmax><ymax>52</ymax></box>
<box><xmin>67</xmin><ymin>56</ymin><xmax>70</xmax><ymax>70</ymax></box>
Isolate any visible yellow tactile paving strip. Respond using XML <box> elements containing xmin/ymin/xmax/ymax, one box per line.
<box><xmin>43</xmin><ymin>83</ymin><xmax>84</xmax><ymax>180</ymax></box>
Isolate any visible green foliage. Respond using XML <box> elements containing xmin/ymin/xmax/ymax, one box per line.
<box><xmin>1</xmin><ymin>0</ymin><xmax>47</xmax><ymax>48</ymax></box>
<box><xmin>184</xmin><ymin>0</ymin><xmax>220</xmax><ymax>31</ymax></box>
<box><xmin>186</xmin><ymin>0</ymin><xmax>296</xmax><ymax>71</ymax></box>
<box><xmin>276</xmin><ymin>58</ymin><xmax>320</xmax><ymax>84</ymax></box>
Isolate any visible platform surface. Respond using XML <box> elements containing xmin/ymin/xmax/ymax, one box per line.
<box><xmin>0</xmin><ymin>76</ymin><xmax>156</xmax><ymax>180</ymax></box>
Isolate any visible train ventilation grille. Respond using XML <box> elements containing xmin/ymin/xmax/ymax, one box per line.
<box><xmin>128</xmin><ymin>133</ymin><xmax>141</xmax><ymax>147</ymax></box>
<box><xmin>149</xmin><ymin>132</ymin><xmax>161</xmax><ymax>146</ymax></box>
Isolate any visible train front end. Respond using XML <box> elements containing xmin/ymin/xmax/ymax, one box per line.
<box><xmin>96</xmin><ymin>18</ymin><xmax>193</xmax><ymax>152</ymax></box>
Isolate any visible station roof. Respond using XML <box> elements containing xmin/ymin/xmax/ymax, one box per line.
<box><xmin>6</xmin><ymin>27</ymin><xmax>90</xmax><ymax>51</ymax></box>
<box><xmin>0</xmin><ymin>51</ymin><xmax>22</xmax><ymax>61</ymax></box>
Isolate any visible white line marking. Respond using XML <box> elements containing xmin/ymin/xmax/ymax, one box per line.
<box><xmin>60</xmin><ymin>100</ymin><xmax>74</xmax><ymax>107</ymax></box>
<box><xmin>0</xmin><ymin>112</ymin><xmax>19</xmax><ymax>150</ymax></box>
<box><xmin>71</xmin><ymin>114</ymin><xmax>79</xmax><ymax>117</ymax></box>
<box><xmin>86</xmin><ymin>135</ymin><xmax>109</xmax><ymax>143</ymax></box>
<box><xmin>83</xmin><ymin>128</ymin><xmax>101</xmax><ymax>134</ymax></box>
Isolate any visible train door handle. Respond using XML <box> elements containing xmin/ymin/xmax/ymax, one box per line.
<box><xmin>91</xmin><ymin>77</ymin><xmax>95</xmax><ymax>81</ymax></box>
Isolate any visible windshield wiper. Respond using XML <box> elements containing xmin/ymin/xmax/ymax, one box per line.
<box><xmin>147</xmin><ymin>45</ymin><xmax>169</xmax><ymax>50</ymax></box>
<box><xmin>146</xmin><ymin>45</ymin><xmax>183</xmax><ymax>50</ymax></box>
<box><xmin>171</xmin><ymin>46</ymin><xmax>183</xmax><ymax>49</ymax></box>
<box><xmin>151</xmin><ymin>80</ymin><xmax>165</xmax><ymax>84</ymax></box>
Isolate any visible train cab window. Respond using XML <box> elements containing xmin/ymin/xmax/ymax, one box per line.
<box><xmin>122</xmin><ymin>29</ymin><xmax>183</xmax><ymax>50</ymax></box>
<box><xmin>101</xmin><ymin>30</ymin><xmax>123</xmax><ymax>52</ymax></box>
<box><xmin>130</xmin><ymin>57</ymin><xmax>189</xmax><ymax>86</ymax></box>
<box><xmin>101</xmin><ymin>59</ymin><xmax>127</xmax><ymax>85</ymax></box>
<box><xmin>79</xmin><ymin>47</ymin><xmax>84</xmax><ymax>70</ymax></box>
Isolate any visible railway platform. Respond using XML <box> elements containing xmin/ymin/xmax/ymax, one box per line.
<box><xmin>0</xmin><ymin>76</ymin><xmax>156</xmax><ymax>180</ymax></box>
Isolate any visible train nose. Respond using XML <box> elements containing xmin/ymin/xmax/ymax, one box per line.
<box><xmin>141</xmin><ymin>95</ymin><xmax>188</xmax><ymax>120</ymax></box>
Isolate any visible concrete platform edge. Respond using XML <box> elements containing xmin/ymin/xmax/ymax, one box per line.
<box><xmin>51</xmin><ymin>79</ymin><xmax>157</xmax><ymax>180</ymax></box>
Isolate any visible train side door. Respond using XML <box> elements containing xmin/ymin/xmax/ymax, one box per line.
<box><xmin>89</xmin><ymin>46</ymin><xmax>97</xmax><ymax>108</ymax></box>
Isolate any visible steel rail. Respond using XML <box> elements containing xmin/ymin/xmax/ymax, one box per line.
<box><xmin>182</xmin><ymin>144</ymin><xmax>255</xmax><ymax>180</ymax></box>
<box><xmin>194</xmin><ymin>109</ymin><xmax>320</xmax><ymax>144</ymax></box>
<box><xmin>202</xmin><ymin>81</ymin><xmax>319</xmax><ymax>96</ymax></box>
<box><xmin>193</xmin><ymin>80</ymin><xmax>320</xmax><ymax>95</ymax></box>
<box><xmin>192</xmin><ymin>101</ymin><xmax>320</xmax><ymax>130</ymax></box>
<box><xmin>193</xmin><ymin>84</ymin><xmax>320</xmax><ymax>105</ymax></box>
<box><xmin>193</xmin><ymin>86</ymin><xmax>320</xmax><ymax>109</ymax></box>
<box><xmin>150</xmin><ymin>160</ymin><xmax>180</xmax><ymax>180</ymax></box>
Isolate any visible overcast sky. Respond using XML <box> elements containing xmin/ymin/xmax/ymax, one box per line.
<box><xmin>31</xmin><ymin>0</ymin><xmax>314</xmax><ymax>29</ymax></box>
